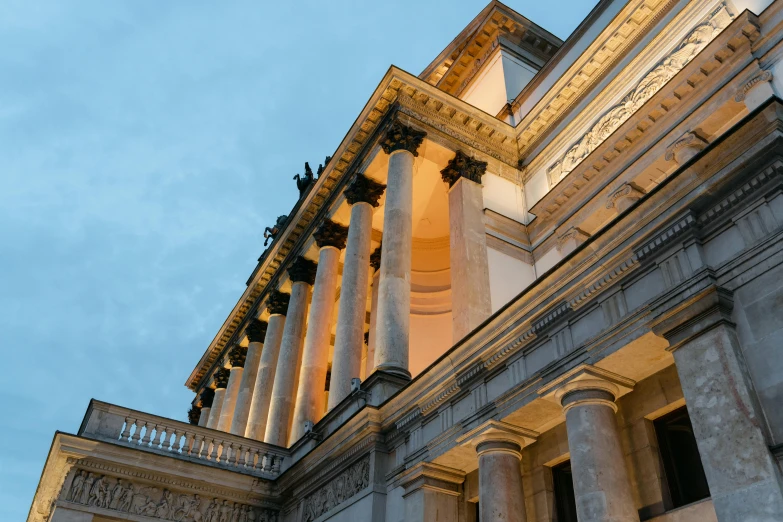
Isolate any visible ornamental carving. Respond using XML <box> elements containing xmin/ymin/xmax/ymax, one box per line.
<box><xmin>548</xmin><ymin>6</ymin><xmax>732</xmax><ymax>186</ymax></box>
<box><xmin>288</xmin><ymin>256</ymin><xmax>318</xmax><ymax>285</ymax></box>
<box><xmin>198</xmin><ymin>388</ymin><xmax>215</xmax><ymax>408</ymax></box>
<box><xmin>606</xmin><ymin>183</ymin><xmax>646</xmax><ymax>210</ymax></box>
<box><xmin>380</xmin><ymin>120</ymin><xmax>427</xmax><ymax>157</ymax></box>
<box><xmin>301</xmin><ymin>457</ymin><xmax>370</xmax><ymax>522</ymax></box>
<box><xmin>228</xmin><ymin>346</ymin><xmax>248</xmax><ymax>368</ymax></box>
<box><xmin>313</xmin><ymin>219</ymin><xmax>349</xmax><ymax>249</ymax></box>
<box><xmin>344</xmin><ymin>173</ymin><xmax>387</xmax><ymax>207</ymax></box>
<box><xmin>246</xmin><ymin>319</ymin><xmax>268</xmax><ymax>343</ymax></box>
<box><xmin>213</xmin><ymin>368</ymin><xmax>231</xmax><ymax>389</ymax></box>
<box><xmin>64</xmin><ymin>469</ymin><xmax>277</xmax><ymax>522</ymax></box>
<box><xmin>370</xmin><ymin>245</ymin><xmax>382</xmax><ymax>271</ymax></box>
<box><xmin>664</xmin><ymin>131</ymin><xmax>708</xmax><ymax>163</ymax></box>
<box><xmin>266</xmin><ymin>290</ymin><xmax>291</xmax><ymax>316</ymax></box>
<box><xmin>735</xmin><ymin>70</ymin><xmax>773</xmax><ymax>102</ymax></box>
<box><xmin>440</xmin><ymin>150</ymin><xmax>488</xmax><ymax>187</ymax></box>
<box><xmin>187</xmin><ymin>406</ymin><xmax>201</xmax><ymax>425</ymax></box>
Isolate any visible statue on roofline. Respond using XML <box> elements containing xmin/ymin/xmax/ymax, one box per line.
<box><xmin>293</xmin><ymin>162</ymin><xmax>315</xmax><ymax>197</ymax></box>
<box><xmin>263</xmin><ymin>215</ymin><xmax>288</xmax><ymax>246</ymax></box>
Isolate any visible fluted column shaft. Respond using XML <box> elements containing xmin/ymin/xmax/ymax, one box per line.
<box><xmin>477</xmin><ymin>440</ymin><xmax>527</xmax><ymax>522</ymax></box>
<box><xmin>375</xmin><ymin>150</ymin><xmax>414</xmax><ymax>377</ymax></box>
<box><xmin>265</xmin><ymin>270</ymin><xmax>313</xmax><ymax>446</ymax></box>
<box><xmin>290</xmin><ymin>245</ymin><xmax>341</xmax><ymax>442</ymax></box>
<box><xmin>330</xmin><ymin>203</ymin><xmax>375</xmax><ymax>408</ymax></box>
<box><xmin>562</xmin><ymin>388</ymin><xmax>639</xmax><ymax>522</ymax></box>
<box><xmin>244</xmin><ymin>313</ymin><xmax>286</xmax><ymax>440</ymax></box>
<box><xmin>230</xmin><ymin>340</ymin><xmax>262</xmax><ymax>435</ymax></box>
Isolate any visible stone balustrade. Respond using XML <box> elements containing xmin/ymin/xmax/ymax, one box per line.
<box><xmin>79</xmin><ymin>400</ymin><xmax>289</xmax><ymax>478</ymax></box>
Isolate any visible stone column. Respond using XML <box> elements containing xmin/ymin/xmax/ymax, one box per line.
<box><xmin>291</xmin><ymin>220</ymin><xmax>348</xmax><ymax>442</ymax></box>
<box><xmin>229</xmin><ymin>319</ymin><xmax>265</xmax><ymax>435</ymax></box>
<box><xmin>245</xmin><ymin>291</ymin><xmax>289</xmax><ymax>440</ymax></box>
<box><xmin>654</xmin><ymin>287</ymin><xmax>783</xmax><ymax>521</ymax></box>
<box><xmin>477</xmin><ymin>440</ymin><xmax>527</xmax><ymax>522</ymax></box>
<box><xmin>374</xmin><ymin>120</ymin><xmax>426</xmax><ymax>377</ymax></box>
<box><xmin>441</xmin><ymin>151</ymin><xmax>492</xmax><ymax>341</ymax></box>
<box><xmin>217</xmin><ymin>345</ymin><xmax>245</xmax><ymax>431</ymax></box>
<box><xmin>365</xmin><ymin>248</ymin><xmax>381</xmax><ymax>378</ymax></box>
<box><xmin>206</xmin><ymin>368</ymin><xmax>230</xmax><ymax>430</ymax></box>
<box><xmin>330</xmin><ymin>175</ymin><xmax>386</xmax><ymax>409</ymax></box>
<box><xmin>555</xmin><ymin>376</ymin><xmax>639</xmax><ymax>522</ymax></box>
<box><xmin>264</xmin><ymin>256</ymin><xmax>316</xmax><ymax>446</ymax></box>
<box><xmin>196</xmin><ymin>388</ymin><xmax>214</xmax><ymax>427</ymax></box>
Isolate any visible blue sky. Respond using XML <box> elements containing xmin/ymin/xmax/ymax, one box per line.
<box><xmin>0</xmin><ymin>1</ymin><xmax>595</xmax><ymax>519</ymax></box>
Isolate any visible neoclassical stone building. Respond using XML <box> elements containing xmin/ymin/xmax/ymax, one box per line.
<box><xmin>30</xmin><ymin>1</ymin><xmax>783</xmax><ymax>521</ymax></box>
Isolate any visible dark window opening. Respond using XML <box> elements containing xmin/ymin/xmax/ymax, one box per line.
<box><xmin>552</xmin><ymin>461</ymin><xmax>578</xmax><ymax>522</ymax></box>
<box><xmin>474</xmin><ymin>501</ymin><xmax>479</xmax><ymax>522</ymax></box>
<box><xmin>654</xmin><ymin>407</ymin><xmax>710</xmax><ymax>509</ymax></box>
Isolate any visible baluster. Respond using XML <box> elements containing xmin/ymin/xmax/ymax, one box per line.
<box><xmin>247</xmin><ymin>448</ymin><xmax>259</xmax><ymax>470</ymax></box>
<box><xmin>209</xmin><ymin>439</ymin><xmax>219</xmax><ymax>461</ymax></box>
<box><xmin>155</xmin><ymin>426</ymin><xmax>167</xmax><ymax>449</ymax></box>
<box><xmin>222</xmin><ymin>442</ymin><xmax>233</xmax><ymax>466</ymax></box>
<box><xmin>119</xmin><ymin>417</ymin><xmax>133</xmax><ymax>441</ymax></box>
<box><xmin>262</xmin><ymin>453</ymin><xmax>272</xmax><ymax>472</ymax></box>
<box><xmin>128</xmin><ymin>420</ymin><xmax>140</xmax><ymax>444</ymax></box>
<box><xmin>193</xmin><ymin>434</ymin><xmax>205</xmax><ymax>458</ymax></box>
<box><xmin>237</xmin><ymin>445</ymin><xmax>246</xmax><ymax>467</ymax></box>
<box><xmin>139</xmin><ymin>422</ymin><xmax>152</xmax><ymax>445</ymax></box>
<box><xmin>125</xmin><ymin>417</ymin><xmax>139</xmax><ymax>442</ymax></box>
<box><xmin>172</xmin><ymin>430</ymin><xmax>182</xmax><ymax>452</ymax></box>
<box><xmin>272</xmin><ymin>455</ymin><xmax>281</xmax><ymax>474</ymax></box>
<box><xmin>183</xmin><ymin>432</ymin><xmax>195</xmax><ymax>456</ymax></box>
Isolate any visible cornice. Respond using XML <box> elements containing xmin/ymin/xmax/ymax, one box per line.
<box><xmin>529</xmin><ymin>8</ymin><xmax>758</xmax><ymax>222</ymax></box>
<box><xmin>513</xmin><ymin>0</ymin><xmax>678</xmax><ymax>159</ymax></box>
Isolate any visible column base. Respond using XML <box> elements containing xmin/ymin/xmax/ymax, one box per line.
<box><xmin>374</xmin><ymin>363</ymin><xmax>411</xmax><ymax>380</ymax></box>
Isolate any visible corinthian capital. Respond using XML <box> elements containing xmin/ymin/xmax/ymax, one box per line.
<box><xmin>246</xmin><ymin>319</ymin><xmax>268</xmax><ymax>343</ymax></box>
<box><xmin>198</xmin><ymin>388</ymin><xmax>215</xmax><ymax>408</ymax></box>
<box><xmin>314</xmin><ymin>219</ymin><xmax>349</xmax><ymax>249</ymax></box>
<box><xmin>267</xmin><ymin>290</ymin><xmax>290</xmax><ymax>316</ymax></box>
<box><xmin>288</xmin><ymin>256</ymin><xmax>318</xmax><ymax>285</ymax></box>
<box><xmin>380</xmin><ymin>120</ymin><xmax>427</xmax><ymax>157</ymax></box>
<box><xmin>213</xmin><ymin>368</ymin><xmax>231</xmax><ymax>389</ymax></box>
<box><xmin>440</xmin><ymin>150</ymin><xmax>488</xmax><ymax>187</ymax></box>
<box><xmin>345</xmin><ymin>173</ymin><xmax>387</xmax><ymax>207</ymax></box>
<box><xmin>370</xmin><ymin>244</ymin><xmax>382</xmax><ymax>271</ymax></box>
<box><xmin>228</xmin><ymin>345</ymin><xmax>247</xmax><ymax>368</ymax></box>
<box><xmin>187</xmin><ymin>406</ymin><xmax>201</xmax><ymax>425</ymax></box>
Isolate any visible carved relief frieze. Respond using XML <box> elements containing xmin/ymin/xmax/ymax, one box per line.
<box><xmin>62</xmin><ymin>468</ymin><xmax>278</xmax><ymax>522</ymax></box>
<box><xmin>547</xmin><ymin>5</ymin><xmax>733</xmax><ymax>187</ymax></box>
<box><xmin>300</xmin><ymin>457</ymin><xmax>370</xmax><ymax>522</ymax></box>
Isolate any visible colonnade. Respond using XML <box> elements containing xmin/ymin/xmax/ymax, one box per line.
<box><xmin>193</xmin><ymin>119</ymin><xmax>496</xmax><ymax>447</ymax></box>
<box><xmin>466</xmin><ymin>310</ymin><xmax>783</xmax><ymax>522</ymax></box>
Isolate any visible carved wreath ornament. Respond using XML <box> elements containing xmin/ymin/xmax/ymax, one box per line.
<box><xmin>63</xmin><ymin>469</ymin><xmax>277</xmax><ymax>522</ymax></box>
